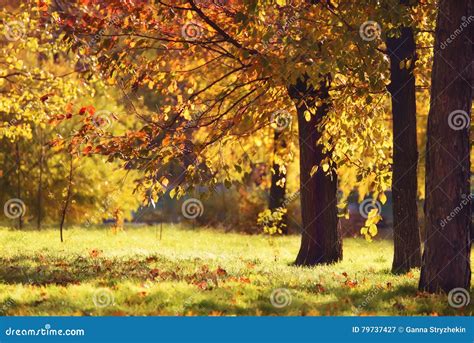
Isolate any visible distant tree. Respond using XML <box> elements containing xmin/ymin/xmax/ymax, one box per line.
<box><xmin>0</xmin><ymin>3</ymin><xmax>140</xmax><ymax>232</ymax></box>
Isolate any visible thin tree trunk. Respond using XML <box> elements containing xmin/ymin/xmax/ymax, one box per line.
<box><xmin>59</xmin><ymin>155</ymin><xmax>74</xmax><ymax>243</ymax></box>
<box><xmin>269</xmin><ymin>130</ymin><xmax>288</xmax><ymax>234</ymax></box>
<box><xmin>15</xmin><ymin>142</ymin><xmax>23</xmax><ymax>229</ymax></box>
<box><xmin>37</xmin><ymin>131</ymin><xmax>44</xmax><ymax>229</ymax></box>
<box><xmin>386</xmin><ymin>26</ymin><xmax>422</xmax><ymax>274</ymax></box>
<box><xmin>288</xmin><ymin>76</ymin><xmax>342</xmax><ymax>266</ymax></box>
<box><xmin>419</xmin><ymin>0</ymin><xmax>472</xmax><ymax>292</ymax></box>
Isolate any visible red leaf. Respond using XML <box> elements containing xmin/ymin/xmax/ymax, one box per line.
<box><xmin>83</xmin><ymin>146</ymin><xmax>93</xmax><ymax>155</ymax></box>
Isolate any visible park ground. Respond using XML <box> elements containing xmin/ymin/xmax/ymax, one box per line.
<box><xmin>0</xmin><ymin>225</ymin><xmax>472</xmax><ymax>316</ymax></box>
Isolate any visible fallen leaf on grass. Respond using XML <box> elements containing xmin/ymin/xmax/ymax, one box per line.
<box><xmin>344</xmin><ymin>280</ymin><xmax>358</xmax><ymax>288</ymax></box>
<box><xmin>89</xmin><ymin>249</ymin><xmax>103</xmax><ymax>258</ymax></box>
<box><xmin>216</xmin><ymin>267</ymin><xmax>227</xmax><ymax>276</ymax></box>
<box><xmin>149</xmin><ymin>268</ymin><xmax>160</xmax><ymax>279</ymax></box>
<box><xmin>315</xmin><ymin>283</ymin><xmax>326</xmax><ymax>293</ymax></box>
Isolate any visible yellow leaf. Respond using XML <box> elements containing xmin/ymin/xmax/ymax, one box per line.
<box><xmin>304</xmin><ymin>110</ymin><xmax>311</xmax><ymax>122</ymax></box>
<box><xmin>379</xmin><ymin>193</ymin><xmax>387</xmax><ymax>204</ymax></box>
<box><xmin>322</xmin><ymin>163</ymin><xmax>329</xmax><ymax>172</ymax></box>
<box><xmin>183</xmin><ymin>108</ymin><xmax>192</xmax><ymax>120</ymax></box>
<box><xmin>406</xmin><ymin>59</ymin><xmax>412</xmax><ymax>70</ymax></box>
<box><xmin>368</xmin><ymin>224</ymin><xmax>378</xmax><ymax>236</ymax></box>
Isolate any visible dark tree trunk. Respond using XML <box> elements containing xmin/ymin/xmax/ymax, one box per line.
<box><xmin>269</xmin><ymin>130</ymin><xmax>288</xmax><ymax>234</ymax></box>
<box><xmin>419</xmin><ymin>0</ymin><xmax>472</xmax><ymax>292</ymax></box>
<box><xmin>386</xmin><ymin>26</ymin><xmax>422</xmax><ymax>274</ymax></box>
<box><xmin>37</xmin><ymin>131</ymin><xmax>44</xmax><ymax>229</ymax></box>
<box><xmin>15</xmin><ymin>142</ymin><xmax>23</xmax><ymax>229</ymax></box>
<box><xmin>59</xmin><ymin>155</ymin><xmax>74</xmax><ymax>243</ymax></box>
<box><xmin>288</xmin><ymin>76</ymin><xmax>342</xmax><ymax>266</ymax></box>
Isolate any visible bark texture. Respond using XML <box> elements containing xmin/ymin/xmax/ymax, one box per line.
<box><xmin>288</xmin><ymin>76</ymin><xmax>342</xmax><ymax>266</ymax></box>
<box><xmin>386</xmin><ymin>26</ymin><xmax>422</xmax><ymax>274</ymax></box>
<box><xmin>419</xmin><ymin>0</ymin><xmax>473</xmax><ymax>292</ymax></box>
<box><xmin>269</xmin><ymin>130</ymin><xmax>288</xmax><ymax>234</ymax></box>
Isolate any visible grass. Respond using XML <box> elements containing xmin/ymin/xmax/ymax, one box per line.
<box><xmin>0</xmin><ymin>224</ymin><xmax>472</xmax><ymax>316</ymax></box>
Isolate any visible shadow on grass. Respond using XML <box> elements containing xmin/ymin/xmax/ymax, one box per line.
<box><xmin>1</xmin><ymin>254</ymin><xmax>472</xmax><ymax>316</ymax></box>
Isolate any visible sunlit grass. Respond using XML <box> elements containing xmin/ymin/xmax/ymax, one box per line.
<box><xmin>0</xmin><ymin>225</ymin><xmax>472</xmax><ymax>316</ymax></box>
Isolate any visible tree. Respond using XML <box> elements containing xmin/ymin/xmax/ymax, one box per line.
<box><xmin>419</xmin><ymin>0</ymin><xmax>472</xmax><ymax>292</ymax></box>
<box><xmin>386</xmin><ymin>1</ymin><xmax>421</xmax><ymax>274</ymax></box>
<box><xmin>268</xmin><ymin>130</ymin><xmax>288</xmax><ymax>234</ymax></box>
<box><xmin>54</xmin><ymin>0</ymin><xmax>396</xmax><ymax>263</ymax></box>
<box><xmin>289</xmin><ymin>75</ymin><xmax>342</xmax><ymax>264</ymax></box>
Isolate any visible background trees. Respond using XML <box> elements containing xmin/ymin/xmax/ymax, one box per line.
<box><xmin>0</xmin><ymin>3</ymin><xmax>140</xmax><ymax>231</ymax></box>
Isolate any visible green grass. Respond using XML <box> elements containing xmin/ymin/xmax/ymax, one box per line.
<box><xmin>0</xmin><ymin>225</ymin><xmax>472</xmax><ymax>316</ymax></box>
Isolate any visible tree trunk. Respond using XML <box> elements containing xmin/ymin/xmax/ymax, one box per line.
<box><xmin>59</xmin><ymin>155</ymin><xmax>74</xmax><ymax>243</ymax></box>
<box><xmin>37</xmin><ymin>131</ymin><xmax>44</xmax><ymax>229</ymax></box>
<box><xmin>269</xmin><ymin>130</ymin><xmax>288</xmax><ymax>234</ymax></box>
<box><xmin>419</xmin><ymin>0</ymin><xmax>472</xmax><ymax>292</ymax></box>
<box><xmin>15</xmin><ymin>142</ymin><xmax>23</xmax><ymax>229</ymax></box>
<box><xmin>386</xmin><ymin>26</ymin><xmax>422</xmax><ymax>274</ymax></box>
<box><xmin>288</xmin><ymin>76</ymin><xmax>342</xmax><ymax>266</ymax></box>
